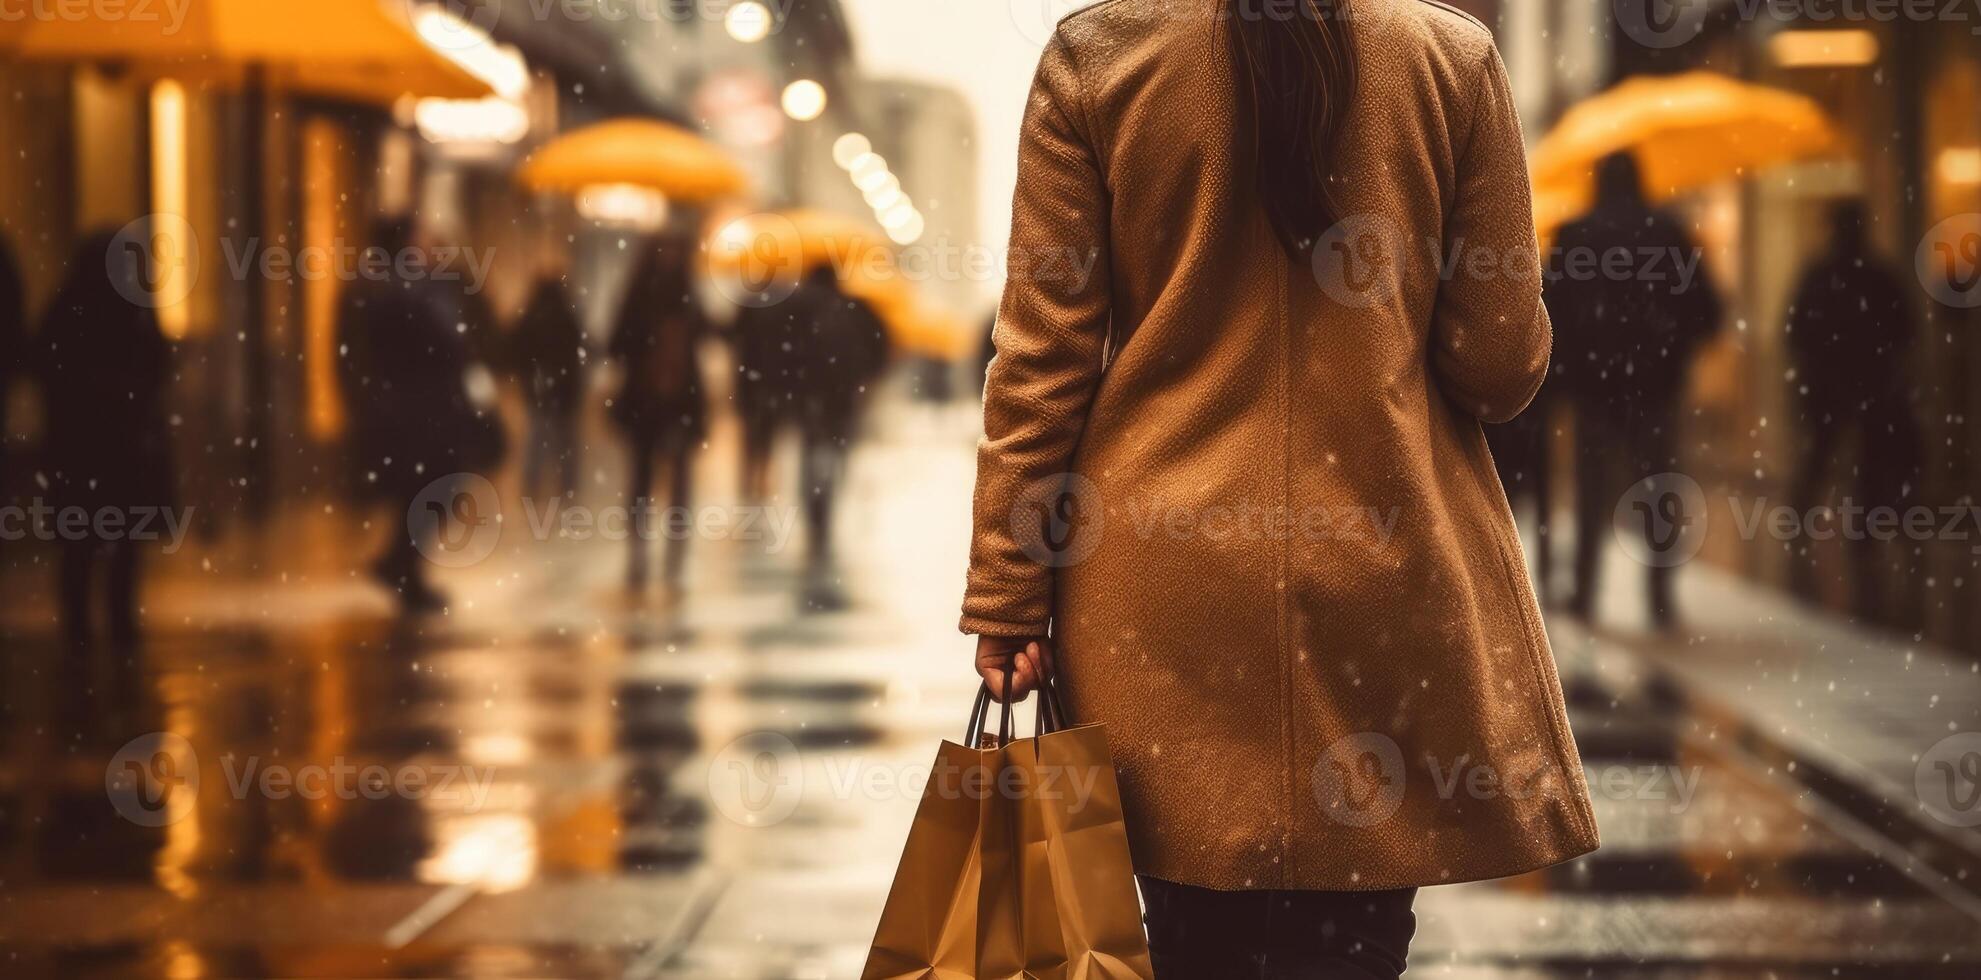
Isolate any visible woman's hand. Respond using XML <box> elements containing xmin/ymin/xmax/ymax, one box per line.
<box><xmin>975</xmin><ymin>635</ymin><xmax>1054</xmax><ymax>703</ymax></box>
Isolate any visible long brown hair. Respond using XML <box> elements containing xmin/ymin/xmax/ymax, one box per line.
<box><xmin>1225</xmin><ymin>0</ymin><xmax>1359</xmax><ymax>257</ymax></box>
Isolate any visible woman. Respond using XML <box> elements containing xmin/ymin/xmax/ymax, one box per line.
<box><xmin>964</xmin><ymin>1</ymin><xmax>1599</xmax><ymax>976</ymax></box>
<box><xmin>609</xmin><ymin>236</ymin><xmax>708</xmax><ymax>591</ymax></box>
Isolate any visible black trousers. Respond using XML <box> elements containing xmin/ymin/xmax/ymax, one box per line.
<box><xmin>1140</xmin><ymin>877</ymin><xmax>1418</xmax><ymax>979</ymax></box>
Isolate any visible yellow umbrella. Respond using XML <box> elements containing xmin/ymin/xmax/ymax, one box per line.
<box><xmin>707</xmin><ymin>209</ymin><xmax>974</xmax><ymax>360</ymax></box>
<box><xmin>0</xmin><ymin>0</ymin><xmax>493</xmax><ymax>104</ymax></box>
<box><xmin>518</xmin><ymin>118</ymin><xmax>748</xmax><ymax>202</ymax></box>
<box><xmin>1530</xmin><ymin>71</ymin><xmax>1839</xmax><ymax>201</ymax></box>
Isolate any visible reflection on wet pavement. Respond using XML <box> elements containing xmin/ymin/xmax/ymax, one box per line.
<box><xmin>2</xmin><ymin>404</ymin><xmax>1979</xmax><ymax>978</ymax></box>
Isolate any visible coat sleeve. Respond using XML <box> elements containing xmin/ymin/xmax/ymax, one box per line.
<box><xmin>1430</xmin><ymin>43</ymin><xmax>1551</xmax><ymax>424</ymax></box>
<box><xmin>960</xmin><ymin>32</ymin><xmax>1111</xmax><ymax>637</ymax></box>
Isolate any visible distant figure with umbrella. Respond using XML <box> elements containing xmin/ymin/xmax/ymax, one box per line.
<box><xmin>510</xmin><ymin>246</ymin><xmax>588</xmax><ymax>502</ymax></box>
<box><xmin>1783</xmin><ymin>200</ymin><xmax>1922</xmax><ymax>620</ymax></box>
<box><xmin>609</xmin><ymin>234</ymin><xmax>709</xmax><ymax>592</ymax></box>
<box><xmin>732</xmin><ymin>264</ymin><xmax>891</xmax><ymax>608</ymax></box>
<box><xmin>337</xmin><ymin>217</ymin><xmax>504</xmax><ymax>612</ymax></box>
<box><xmin>29</xmin><ymin>230</ymin><xmax>176</xmax><ymax>733</ymax></box>
<box><xmin>1547</xmin><ymin>151</ymin><xmax>1723</xmax><ymax>629</ymax></box>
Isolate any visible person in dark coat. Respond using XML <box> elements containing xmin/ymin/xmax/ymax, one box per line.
<box><xmin>336</xmin><ymin>218</ymin><xmax>503</xmax><ymax>612</ymax></box>
<box><xmin>1547</xmin><ymin>151</ymin><xmax>1723</xmax><ymax>629</ymax></box>
<box><xmin>609</xmin><ymin>236</ymin><xmax>707</xmax><ymax>591</ymax></box>
<box><xmin>510</xmin><ymin>262</ymin><xmax>587</xmax><ymax>502</ymax></box>
<box><xmin>1783</xmin><ymin>201</ymin><xmax>1922</xmax><ymax>620</ymax></box>
<box><xmin>0</xmin><ymin>234</ymin><xmax>23</xmax><ymax>501</ymax></box>
<box><xmin>731</xmin><ymin>264</ymin><xmax>891</xmax><ymax>606</ymax></box>
<box><xmin>29</xmin><ymin>231</ymin><xmax>176</xmax><ymax>734</ymax></box>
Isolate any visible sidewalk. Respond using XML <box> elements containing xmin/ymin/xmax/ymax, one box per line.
<box><xmin>1554</xmin><ymin>540</ymin><xmax>1981</xmax><ymax>891</ymax></box>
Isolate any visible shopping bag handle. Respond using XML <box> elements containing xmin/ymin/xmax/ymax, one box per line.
<box><xmin>965</xmin><ymin>663</ymin><xmax>1074</xmax><ymax>742</ymax></box>
<box><xmin>965</xmin><ymin>663</ymin><xmax>1018</xmax><ymax>746</ymax></box>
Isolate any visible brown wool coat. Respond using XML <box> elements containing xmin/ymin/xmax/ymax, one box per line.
<box><xmin>962</xmin><ymin>0</ymin><xmax>1600</xmax><ymax>891</ymax></box>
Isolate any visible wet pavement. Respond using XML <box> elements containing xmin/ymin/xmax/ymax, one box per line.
<box><xmin>3</xmin><ymin>394</ymin><xmax>1980</xmax><ymax>978</ymax></box>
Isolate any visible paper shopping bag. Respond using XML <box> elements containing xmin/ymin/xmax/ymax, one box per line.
<box><xmin>862</xmin><ymin>678</ymin><xmax>1152</xmax><ymax>980</ymax></box>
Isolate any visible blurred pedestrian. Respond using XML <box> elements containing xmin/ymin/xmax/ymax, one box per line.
<box><xmin>963</xmin><ymin>4</ymin><xmax>1596</xmax><ymax>972</ymax></box>
<box><xmin>336</xmin><ymin>218</ymin><xmax>504</xmax><ymax>612</ymax></box>
<box><xmin>609</xmin><ymin>235</ymin><xmax>707</xmax><ymax>592</ymax></box>
<box><xmin>731</xmin><ymin>299</ymin><xmax>782</xmax><ymax>503</ymax></box>
<box><xmin>1547</xmin><ymin>151</ymin><xmax>1722</xmax><ymax>629</ymax></box>
<box><xmin>733</xmin><ymin>265</ymin><xmax>891</xmax><ymax>607</ymax></box>
<box><xmin>0</xmin><ymin>233</ymin><xmax>23</xmax><ymax>501</ymax></box>
<box><xmin>29</xmin><ymin>230</ymin><xmax>175</xmax><ymax>732</ymax></box>
<box><xmin>510</xmin><ymin>253</ymin><xmax>588</xmax><ymax>502</ymax></box>
<box><xmin>1783</xmin><ymin>201</ymin><xmax>1922</xmax><ymax>620</ymax></box>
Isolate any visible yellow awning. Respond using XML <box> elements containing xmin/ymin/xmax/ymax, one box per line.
<box><xmin>0</xmin><ymin>0</ymin><xmax>492</xmax><ymax>103</ymax></box>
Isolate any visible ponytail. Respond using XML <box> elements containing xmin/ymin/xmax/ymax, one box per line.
<box><xmin>1225</xmin><ymin>0</ymin><xmax>1359</xmax><ymax>257</ymax></box>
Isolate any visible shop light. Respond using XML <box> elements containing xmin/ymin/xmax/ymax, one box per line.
<box><xmin>864</xmin><ymin>180</ymin><xmax>904</xmax><ymax>211</ymax></box>
<box><xmin>832</xmin><ymin>133</ymin><xmax>872</xmax><ymax>168</ymax></box>
<box><xmin>1770</xmin><ymin>29</ymin><xmax>1879</xmax><ymax>69</ymax></box>
<box><xmin>887</xmin><ymin>212</ymin><xmax>926</xmax><ymax>246</ymax></box>
<box><xmin>149</xmin><ymin>79</ymin><xmax>192</xmax><ymax>340</ymax></box>
<box><xmin>1940</xmin><ymin>147</ymin><xmax>1981</xmax><ymax>186</ymax></box>
<box><xmin>782</xmin><ymin>79</ymin><xmax>827</xmax><ymax>121</ymax></box>
<box><xmin>415</xmin><ymin>96</ymin><xmax>531</xmax><ymax>144</ymax></box>
<box><xmin>725</xmin><ymin>1</ymin><xmax>774</xmax><ymax>44</ymax></box>
<box><xmin>576</xmin><ymin>183</ymin><xmax>671</xmax><ymax>229</ymax></box>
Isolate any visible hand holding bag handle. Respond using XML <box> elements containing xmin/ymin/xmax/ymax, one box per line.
<box><xmin>968</xmin><ymin>663</ymin><xmax>1072</xmax><ymax>743</ymax></box>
